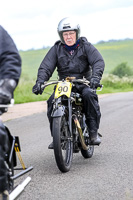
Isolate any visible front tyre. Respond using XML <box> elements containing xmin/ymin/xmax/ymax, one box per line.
<box><xmin>52</xmin><ymin>115</ymin><xmax>73</xmax><ymax>173</ymax></box>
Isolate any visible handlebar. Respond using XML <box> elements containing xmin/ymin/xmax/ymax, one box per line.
<box><xmin>41</xmin><ymin>78</ymin><xmax>103</xmax><ymax>91</ymax></box>
<box><xmin>41</xmin><ymin>78</ymin><xmax>90</xmax><ymax>89</ymax></box>
<box><xmin>96</xmin><ymin>84</ymin><xmax>103</xmax><ymax>91</ymax></box>
<box><xmin>0</xmin><ymin>99</ymin><xmax>14</xmax><ymax>108</ymax></box>
<box><xmin>41</xmin><ymin>80</ymin><xmax>60</xmax><ymax>90</ymax></box>
<box><xmin>0</xmin><ymin>99</ymin><xmax>14</xmax><ymax>115</ymax></box>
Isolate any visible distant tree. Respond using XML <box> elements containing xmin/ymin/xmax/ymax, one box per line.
<box><xmin>111</xmin><ymin>62</ymin><xmax>133</xmax><ymax>78</ymax></box>
<box><xmin>97</xmin><ymin>40</ymin><xmax>106</xmax><ymax>44</ymax></box>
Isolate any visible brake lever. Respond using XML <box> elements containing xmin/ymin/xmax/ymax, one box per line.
<box><xmin>0</xmin><ymin>99</ymin><xmax>14</xmax><ymax>115</ymax></box>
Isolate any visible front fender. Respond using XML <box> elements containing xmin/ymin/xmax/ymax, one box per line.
<box><xmin>51</xmin><ymin>106</ymin><xmax>65</xmax><ymax>118</ymax></box>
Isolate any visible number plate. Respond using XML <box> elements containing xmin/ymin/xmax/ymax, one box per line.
<box><xmin>55</xmin><ymin>81</ymin><xmax>72</xmax><ymax>98</ymax></box>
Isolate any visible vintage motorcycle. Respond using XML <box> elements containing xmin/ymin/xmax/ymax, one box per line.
<box><xmin>43</xmin><ymin>77</ymin><xmax>102</xmax><ymax>173</ymax></box>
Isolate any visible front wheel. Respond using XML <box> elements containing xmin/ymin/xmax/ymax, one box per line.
<box><xmin>52</xmin><ymin>115</ymin><xmax>73</xmax><ymax>173</ymax></box>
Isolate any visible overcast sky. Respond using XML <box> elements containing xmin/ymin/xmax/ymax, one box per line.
<box><xmin>1</xmin><ymin>0</ymin><xmax>133</xmax><ymax>50</ymax></box>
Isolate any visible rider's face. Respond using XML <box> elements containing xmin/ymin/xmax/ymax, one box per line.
<box><xmin>63</xmin><ymin>31</ymin><xmax>76</xmax><ymax>46</ymax></box>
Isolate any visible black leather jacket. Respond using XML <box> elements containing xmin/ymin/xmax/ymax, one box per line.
<box><xmin>37</xmin><ymin>37</ymin><xmax>105</xmax><ymax>82</ymax></box>
<box><xmin>0</xmin><ymin>25</ymin><xmax>21</xmax><ymax>83</ymax></box>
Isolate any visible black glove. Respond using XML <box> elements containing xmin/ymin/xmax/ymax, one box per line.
<box><xmin>90</xmin><ymin>76</ymin><xmax>100</xmax><ymax>89</ymax></box>
<box><xmin>32</xmin><ymin>82</ymin><xmax>44</xmax><ymax>95</ymax></box>
<box><xmin>0</xmin><ymin>79</ymin><xmax>16</xmax><ymax>104</ymax></box>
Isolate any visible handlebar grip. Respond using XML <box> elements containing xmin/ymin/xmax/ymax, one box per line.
<box><xmin>96</xmin><ymin>84</ymin><xmax>103</xmax><ymax>91</ymax></box>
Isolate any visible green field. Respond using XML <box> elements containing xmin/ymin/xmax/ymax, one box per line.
<box><xmin>96</xmin><ymin>39</ymin><xmax>133</xmax><ymax>73</ymax></box>
<box><xmin>14</xmin><ymin>39</ymin><xmax>133</xmax><ymax>104</ymax></box>
<box><xmin>20</xmin><ymin>48</ymin><xmax>49</xmax><ymax>80</ymax></box>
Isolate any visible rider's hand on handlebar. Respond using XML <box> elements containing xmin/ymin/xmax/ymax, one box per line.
<box><xmin>90</xmin><ymin>76</ymin><xmax>101</xmax><ymax>89</ymax></box>
<box><xmin>32</xmin><ymin>82</ymin><xmax>44</xmax><ymax>95</ymax></box>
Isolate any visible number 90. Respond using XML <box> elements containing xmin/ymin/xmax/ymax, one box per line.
<box><xmin>58</xmin><ymin>86</ymin><xmax>68</xmax><ymax>94</ymax></box>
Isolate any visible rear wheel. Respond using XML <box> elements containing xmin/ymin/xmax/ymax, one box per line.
<box><xmin>80</xmin><ymin>116</ymin><xmax>94</xmax><ymax>159</ymax></box>
<box><xmin>7</xmin><ymin>156</ymin><xmax>14</xmax><ymax>193</ymax></box>
<box><xmin>81</xmin><ymin>145</ymin><xmax>94</xmax><ymax>158</ymax></box>
<box><xmin>7</xmin><ymin>139</ymin><xmax>14</xmax><ymax>193</ymax></box>
<box><xmin>52</xmin><ymin>114</ymin><xmax>73</xmax><ymax>172</ymax></box>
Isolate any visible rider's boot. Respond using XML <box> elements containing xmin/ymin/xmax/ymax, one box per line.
<box><xmin>87</xmin><ymin>118</ymin><xmax>101</xmax><ymax>145</ymax></box>
<box><xmin>89</xmin><ymin>130</ymin><xmax>101</xmax><ymax>145</ymax></box>
<box><xmin>48</xmin><ymin>141</ymin><xmax>54</xmax><ymax>149</ymax></box>
<box><xmin>0</xmin><ymin>190</ymin><xmax>9</xmax><ymax>200</ymax></box>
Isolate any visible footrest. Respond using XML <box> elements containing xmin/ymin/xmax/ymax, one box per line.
<box><xmin>11</xmin><ymin>166</ymin><xmax>33</xmax><ymax>180</ymax></box>
<box><xmin>98</xmin><ymin>133</ymin><xmax>102</xmax><ymax>137</ymax></box>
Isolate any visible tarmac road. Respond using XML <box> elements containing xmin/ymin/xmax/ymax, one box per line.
<box><xmin>5</xmin><ymin>92</ymin><xmax>133</xmax><ymax>200</ymax></box>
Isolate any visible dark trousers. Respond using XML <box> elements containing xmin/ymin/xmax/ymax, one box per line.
<box><xmin>0</xmin><ymin>121</ymin><xmax>9</xmax><ymax>192</ymax></box>
<box><xmin>47</xmin><ymin>84</ymin><xmax>101</xmax><ymax>133</ymax></box>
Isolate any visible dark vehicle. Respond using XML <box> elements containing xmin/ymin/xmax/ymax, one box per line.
<box><xmin>0</xmin><ymin>101</ymin><xmax>33</xmax><ymax>199</ymax></box>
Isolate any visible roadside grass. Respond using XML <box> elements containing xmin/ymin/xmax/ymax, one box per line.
<box><xmin>14</xmin><ymin>79</ymin><xmax>54</xmax><ymax>103</ymax></box>
<box><xmin>14</xmin><ymin>69</ymin><xmax>58</xmax><ymax>103</ymax></box>
<box><xmin>101</xmin><ymin>74</ymin><xmax>133</xmax><ymax>88</ymax></box>
<box><xmin>97</xmin><ymin>74</ymin><xmax>133</xmax><ymax>95</ymax></box>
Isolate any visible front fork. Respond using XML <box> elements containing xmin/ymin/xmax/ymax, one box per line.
<box><xmin>52</xmin><ymin>97</ymin><xmax>72</xmax><ymax>138</ymax></box>
<box><xmin>68</xmin><ymin>98</ymin><xmax>72</xmax><ymax>136</ymax></box>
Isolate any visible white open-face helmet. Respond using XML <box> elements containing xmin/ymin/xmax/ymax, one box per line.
<box><xmin>57</xmin><ymin>17</ymin><xmax>80</xmax><ymax>44</ymax></box>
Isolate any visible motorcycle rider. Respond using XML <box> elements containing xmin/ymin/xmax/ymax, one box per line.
<box><xmin>0</xmin><ymin>25</ymin><xmax>21</xmax><ymax>200</ymax></box>
<box><xmin>32</xmin><ymin>17</ymin><xmax>105</xmax><ymax>149</ymax></box>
